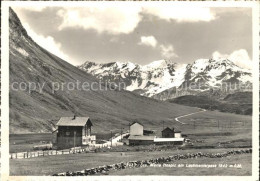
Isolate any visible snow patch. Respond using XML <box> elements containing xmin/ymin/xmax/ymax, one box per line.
<box><xmin>79</xmin><ymin>58</ymin><xmax>252</xmax><ymax>97</ymax></box>
<box><xmin>16</xmin><ymin>47</ymin><xmax>29</xmax><ymax>57</ymax></box>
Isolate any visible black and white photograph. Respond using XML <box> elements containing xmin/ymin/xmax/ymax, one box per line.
<box><xmin>1</xmin><ymin>1</ymin><xmax>259</xmax><ymax>180</ymax></box>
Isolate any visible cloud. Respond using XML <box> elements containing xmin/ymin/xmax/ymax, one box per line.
<box><xmin>57</xmin><ymin>6</ymin><xmax>142</xmax><ymax>34</ymax></box>
<box><xmin>138</xmin><ymin>35</ymin><xmax>177</xmax><ymax>58</ymax></box>
<box><xmin>56</xmin><ymin>6</ymin><xmax>215</xmax><ymax>35</ymax></box>
<box><xmin>143</xmin><ymin>6</ymin><xmax>216</xmax><ymax>22</ymax></box>
<box><xmin>15</xmin><ymin>6</ymin><xmax>47</xmax><ymax>12</ymax></box>
<box><xmin>160</xmin><ymin>44</ymin><xmax>178</xmax><ymax>59</ymax></box>
<box><xmin>23</xmin><ymin>23</ymin><xmax>71</xmax><ymax>62</ymax></box>
<box><xmin>139</xmin><ymin>36</ymin><xmax>157</xmax><ymax>48</ymax></box>
<box><xmin>212</xmin><ymin>51</ymin><xmax>228</xmax><ymax>60</ymax></box>
<box><xmin>212</xmin><ymin>49</ymin><xmax>252</xmax><ymax>69</ymax></box>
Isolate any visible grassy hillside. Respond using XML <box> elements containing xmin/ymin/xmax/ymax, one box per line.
<box><xmin>169</xmin><ymin>92</ymin><xmax>252</xmax><ymax>115</ymax></box>
<box><xmin>223</xmin><ymin>92</ymin><xmax>252</xmax><ymax>104</ymax></box>
<box><xmin>9</xmin><ymin>8</ymin><xmax>199</xmax><ymax>134</ymax></box>
<box><xmin>169</xmin><ymin>95</ymin><xmax>219</xmax><ymax>106</ymax></box>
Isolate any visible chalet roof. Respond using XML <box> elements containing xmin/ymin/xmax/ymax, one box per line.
<box><xmin>130</xmin><ymin>121</ymin><xmax>144</xmax><ymax>127</ymax></box>
<box><xmin>161</xmin><ymin>127</ymin><xmax>181</xmax><ymax>133</ymax></box>
<box><xmin>161</xmin><ymin>127</ymin><xmax>174</xmax><ymax>132</ymax></box>
<box><xmin>56</xmin><ymin>117</ymin><xmax>91</xmax><ymax>127</ymax></box>
<box><xmin>128</xmin><ymin>135</ymin><xmax>155</xmax><ymax>141</ymax></box>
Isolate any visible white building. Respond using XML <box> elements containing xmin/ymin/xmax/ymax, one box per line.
<box><xmin>174</xmin><ymin>131</ymin><xmax>182</xmax><ymax>138</ymax></box>
<box><xmin>130</xmin><ymin>122</ymin><xmax>143</xmax><ymax>136</ymax></box>
<box><xmin>82</xmin><ymin>135</ymin><xmax>96</xmax><ymax>145</ymax></box>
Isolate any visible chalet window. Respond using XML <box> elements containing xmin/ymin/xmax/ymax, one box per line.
<box><xmin>66</xmin><ymin>131</ymin><xmax>70</xmax><ymax>136</ymax></box>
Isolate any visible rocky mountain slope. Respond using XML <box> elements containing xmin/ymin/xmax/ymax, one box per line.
<box><xmin>79</xmin><ymin>58</ymin><xmax>252</xmax><ymax>100</ymax></box>
<box><xmin>9</xmin><ymin>8</ymin><xmax>199</xmax><ymax>133</ymax></box>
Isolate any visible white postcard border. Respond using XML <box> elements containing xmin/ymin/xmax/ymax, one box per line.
<box><xmin>1</xmin><ymin>1</ymin><xmax>259</xmax><ymax>181</ymax></box>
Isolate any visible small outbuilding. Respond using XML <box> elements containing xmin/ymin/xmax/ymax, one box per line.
<box><xmin>174</xmin><ymin>130</ymin><xmax>182</xmax><ymax>138</ymax></box>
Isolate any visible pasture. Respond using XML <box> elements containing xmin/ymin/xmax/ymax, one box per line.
<box><xmin>9</xmin><ymin>110</ymin><xmax>252</xmax><ymax>176</ymax></box>
<box><xmin>109</xmin><ymin>153</ymin><xmax>251</xmax><ymax>176</ymax></box>
<box><xmin>10</xmin><ymin>110</ymin><xmax>252</xmax><ymax>153</ymax></box>
<box><xmin>138</xmin><ymin>110</ymin><xmax>252</xmax><ymax>149</ymax></box>
<box><xmin>9</xmin><ymin>133</ymin><xmax>52</xmax><ymax>153</ymax></box>
<box><xmin>174</xmin><ymin>110</ymin><xmax>252</xmax><ymax>149</ymax></box>
<box><xmin>10</xmin><ymin>148</ymin><xmax>251</xmax><ymax>176</ymax></box>
<box><xmin>9</xmin><ymin>132</ymin><xmax>115</xmax><ymax>153</ymax></box>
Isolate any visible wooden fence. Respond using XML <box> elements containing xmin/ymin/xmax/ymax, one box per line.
<box><xmin>10</xmin><ymin>133</ymin><xmax>127</xmax><ymax>159</ymax></box>
<box><xmin>9</xmin><ymin>143</ymin><xmax>116</xmax><ymax>159</ymax></box>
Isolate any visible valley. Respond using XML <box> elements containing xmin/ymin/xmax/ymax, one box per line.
<box><xmin>7</xmin><ymin>7</ymin><xmax>253</xmax><ymax>177</ymax></box>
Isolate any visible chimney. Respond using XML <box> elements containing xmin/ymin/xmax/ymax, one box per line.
<box><xmin>72</xmin><ymin>115</ymin><xmax>76</xmax><ymax>120</ymax></box>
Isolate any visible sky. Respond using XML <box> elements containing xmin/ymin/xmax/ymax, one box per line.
<box><xmin>12</xmin><ymin>5</ymin><xmax>252</xmax><ymax>69</ymax></box>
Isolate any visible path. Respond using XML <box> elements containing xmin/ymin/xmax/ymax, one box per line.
<box><xmin>90</xmin><ymin>132</ymin><xmax>130</xmax><ymax>147</ymax></box>
<box><xmin>174</xmin><ymin>109</ymin><xmax>207</xmax><ymax>124</ymax></box>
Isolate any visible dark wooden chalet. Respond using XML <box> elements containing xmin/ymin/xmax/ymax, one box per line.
<box><xmin>161</xmin><ymin>127</ymin><xmax>182</xmax><ymax>138</ymax></box>
<box><xmin>55</xmin><ymin>116</ymin><xmax>93</xmax><ymax>149</ymax></box>
<box><xmin>161</xmin><ymin>127</ymin><xmax>174</xmax><ymax>138</ymax></box>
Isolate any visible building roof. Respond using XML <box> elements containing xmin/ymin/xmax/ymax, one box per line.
<box><xmin>162</xmin><ymin>127</ymin><xmax>174</xmax><ymax>133</ymax></box>
<box><xmin>161</xmin><ymin>126</ymin><xmax>181</xmax><ymax>133</ymax></box>
<box><xmin>128</xmin><ymin>135</ymin><xmax>155</xmax><ymax>141</ymax></box>
<box><xmin>130</xmin><ymin>121</ymin><xmax>144</xmax><ymax>127</ymax></box>
<box><xmin>154</xmin><ymin>137</ymin><xmax>184</xmax><ymax>142</ymax></box>
<box><xmin>56</xmin><ymin>117</ymin><xmax>90</xmax><ymax>127</ymax></box>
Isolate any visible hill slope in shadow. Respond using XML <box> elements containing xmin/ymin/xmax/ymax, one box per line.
<box><xmin>9</xmin><ymin>8</ymin><xmax>198</xmax><ymax>134</ymax></box>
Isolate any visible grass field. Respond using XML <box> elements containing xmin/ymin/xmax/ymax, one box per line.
<box><xmin>134</xmin><ymin>110</ymin><xmax>252</xmax><ymax>149</ymax></box>
<box><xmin>136</xmin><ymin>109</ymin><xmax>251</xmax><ymax>135</ymax></box>
<box><xmin>174</xmin><ymin>110</ymin><xmax>252</xmax><ymax>149</ymax></box>
<box><xmin>12</xmin><ymin>109</ymin><xmax>249</xmax><ymax>152</ymax></box>
<box><xmin>9</xmin><ymin>110</ymin><xmax>252</xmax><ymax>176</ymax></box>
<box><xmin>10</xmin><ymin>133</ymin><xmax>52</xmax><ymax>153</ymax></box>
<box><xmin>10</xmin><ymin>148</ymin><xmax>251</xmax><ymax>176</ymax></box>
<box><xmin>109</xmin><ymin>153</ymin><xmax>251</xmax><ymax>176</ymax></box>
<box><xmin>9</xmin><ymin>132</ymin><xmax>116</xmax><ymax>153</ymax></box>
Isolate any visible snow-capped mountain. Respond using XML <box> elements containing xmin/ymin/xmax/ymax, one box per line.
<box><xmin>78</xmin><ymin>59</ymin><xmax>252</xmax><ymax>99</ymax></box>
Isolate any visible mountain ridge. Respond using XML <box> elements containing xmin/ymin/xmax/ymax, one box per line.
<box><xmin>78</xmin><ymin>58</ymin><xmax>252</xmax><ymax>99</ymax></box>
